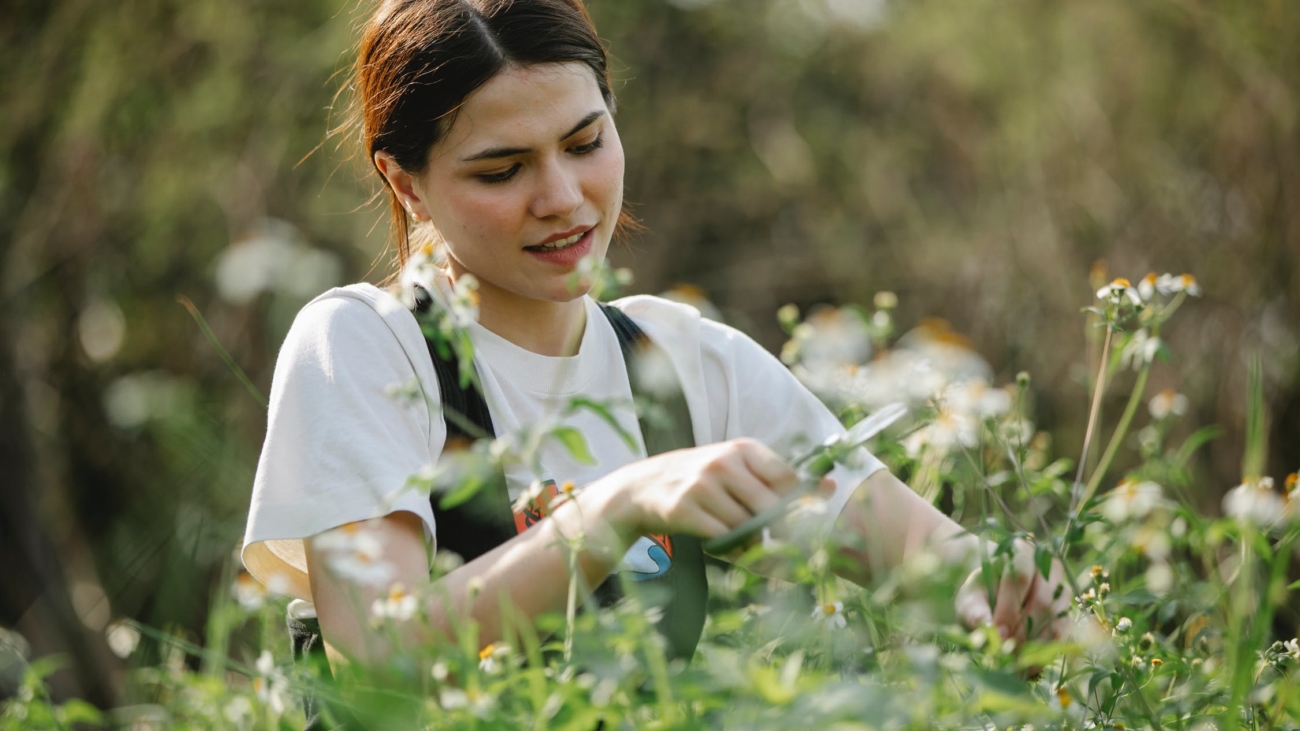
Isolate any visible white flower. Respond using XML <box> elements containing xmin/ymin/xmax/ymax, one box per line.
<box><xmin>1119</xmin><ymin>329</ymin><xmax>1161</xmax><ymax>370</ymax></box>
<box><xmin>1137</xmin><ymin>273</ymin><xmax>1158</xmax><ymax>301</ymax></box>
<box><xmin>1096</xmin><ymin>278</ymin><xmax>1142</xmax><ymax>306</ymax></box>
<box><xmin>431</xmin><ymin>662</ymin><xmax>449</xmax><ymax>681</ymax></box>
<box><xmin>106</xmin><ymin>620</ymin><xmax>141</xmax><ymax>659</ymax></box>
<box><xmin>1284</xmin><ymin>639</ymin><xmax>1300</xmax><ymax>661</ymax></box>
<box><xmin>1114</xmin><ymin>617</ymin><xmax>1133</xmax><ymax>634</ymax></box>
<box><xmin>253</xmin><ymin>650</ymin><xmax>288</xmax><ymax>715</ymax></box>
<box><xmin>439</xmin><ymin>687</ymin><xmax>469</xmax><ymax>710</ymax></box>
<box><xmin>447</xmin><ymin>273</ymin><xmax>480</xmax><ymax>328</ymax></box>
<box><xmin>1102</xmin><ymin>480</ymin><xmax>1164</xmax><ymax>522</ymax></box>
<box><xmin>371</xmin><ymin>583</ymin><xmax>418</xmax><ymax>622</ymax></box>
<box><xmin>223</xmin><ymin>696</ymin><xmax>253</xmax><ymax>724</ymax></box>
<box><xmin>232</xmin><ymin>572</ymin><xmax>266</xmax><ymax>611</ymax></box>
<box><xmin>811</xmin><ymin>601</ymin><xmax>847</xmax><ymax>629</ymax></box>
<box><xmin>316</xmin><ymin>524</ymin><xmax>397</xmax><ymax>587</ymax></box>
<box><xmin>478</xmin><ymin>643</ymin><xmax>510</xmax><ymax>674</ymax></box>
<box><xmin>1156</xmin><ymin>273</ymin><xmax>1202</xmax><ymax>297</ymax></box>
<box><xmin>783</xmin><ymin>306</ymin><xmax>873</xmax><ymax>374</ymax></box>
<box><xmin>1149</xmin><ymin>389</ymin><xmax>1189</xmax><ymax>420</ymax></box>
<box><xmin>1223</xmin><ymin>477</ymin><xmax>1284</xmax><ymax>528</ymax></box>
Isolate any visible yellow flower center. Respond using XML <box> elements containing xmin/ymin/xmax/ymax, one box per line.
<box><xmin>561</xmin><ymin>481</ymin><xmax>575</xmax><ymax>495</ymax></box>
<box><xmin>479</xmin><ymin>644</ymin><xmax>496</xmax><ymax>660</ymax></box>
<box><xmin>1287</xmin><ymin>473</ymin><xmax>1297</xmax><ymax>492</ymax></box>
<box><xmin>823</xmin><ymin>603</ymin><xmax>838</xmax><ymax>614</ymax></box>
<box><xmin>1056</xmin><ymin>686</ymin><xmax>1072</xmax><ymax>708</ymax></box>
<box><xmin>1112</xmin><ymin>277</ymin><xmax>1132</xmax><ymax>288</ymax></box>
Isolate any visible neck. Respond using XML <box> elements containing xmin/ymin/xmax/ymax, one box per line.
<box><xmin>449</xmin><ymin>271</ymin><xmax>587</xmax><ymax>357</ymax></box>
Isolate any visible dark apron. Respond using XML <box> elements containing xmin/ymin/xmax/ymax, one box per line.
<box><xmin>290</xmin><ymin>295</ymin><xmax>706</xmax><ymax>729</ymax></box>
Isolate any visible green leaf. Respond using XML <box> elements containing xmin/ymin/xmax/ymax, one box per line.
<box><xmin>567</xmin><ymin>397</ymin><xmax>638</xmax><ymax>452</ymax></box>
<box><xmin>1034</xmin><ymin>543</ymin><xmax>1053</xmax><ymax>580</ymax></box>
<box><xmin>438</xmin><ymin>476</ymin><xmax>484</xmax><ymax>510</ymax></box>
<box><xmin>551</xmin><ymin>426</ymin><xmax>596</xmax><ymax>465</ymax></box>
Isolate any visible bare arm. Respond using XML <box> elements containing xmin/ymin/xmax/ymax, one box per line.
<box><xmin>829</xmin><ymin>469</ymin><xmax>977</xmax><ymax>586</ymax></box>
<box><xmin>305</xmin><ymin>485</ymin><xmax>628</xmax><ymax>672</ymax></box>
<box><xmin>305</xmin><ymin>438</ymin><xmax>799</xmax><ymax>672</ymax></box>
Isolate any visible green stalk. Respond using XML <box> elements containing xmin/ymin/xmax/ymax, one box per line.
<box><xmin>1079</xmin><ymin>358</ymin><xmax>1152</xmax><ymax>506</ymax></box>
<box><xmin>178</xmin><ymin>295</ymin><xmax>268</xmax><ymax>410</ymax></box>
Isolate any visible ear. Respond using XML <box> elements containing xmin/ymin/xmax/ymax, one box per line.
<box><xmin>374</xmin><ymin>151</ymin><xmax>431</xmax><ymax>222</ymax></box>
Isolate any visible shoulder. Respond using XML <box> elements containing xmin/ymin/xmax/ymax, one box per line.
<box><xmin>606</xmin><ymin>293</ymin><xmax>770</xmax><ymax>364</ymax></box>
<box><xmin>280</xmin><ymin>283</ymin><xmax>427</xmax><ymax>367</ymax></box>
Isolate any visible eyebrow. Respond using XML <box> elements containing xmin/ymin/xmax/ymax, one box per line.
<box><xmin>459</xmin><ymin>109</ymin><xmax>607</xmax><ymax>162</ymax></box>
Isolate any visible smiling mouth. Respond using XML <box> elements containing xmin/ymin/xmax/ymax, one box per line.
<box><xmin>525</xmin><ymin>230</ymin><xmax>588</xmax><ymax>252</ymax></box>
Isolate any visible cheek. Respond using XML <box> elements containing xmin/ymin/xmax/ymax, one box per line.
<box><xmin>439</xmin><ymin>186</ymin><xmax>526</xmax><ymax>242</ymax></box>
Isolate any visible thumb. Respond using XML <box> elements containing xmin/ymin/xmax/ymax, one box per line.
<box><xmin>955</xmin><ymin>570</ymin><xmax>994</xmax><ymax>630</ymax></box>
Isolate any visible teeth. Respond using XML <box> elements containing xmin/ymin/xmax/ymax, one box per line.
<box><xmin>536</xmin><ymin>232</ymin><xmax>584</xmax><ymax>251</ymax></box>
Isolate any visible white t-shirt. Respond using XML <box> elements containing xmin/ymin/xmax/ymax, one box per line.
<box><xmin>241</xmin><ymin>283</ymin><xmax>887</xmax><ymax>603</ymax></box>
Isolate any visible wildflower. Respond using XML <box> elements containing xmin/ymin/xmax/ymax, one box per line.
<box><xmin>478</xmin><ymin>643</ymin><xmax>510</xmax><ymax>674</ymax></box>
<box><xmin>1151</xmin><ymin>658</ymin><xmax>1164</xmax><ymax>668</ymax></box>
<box><xmin>1287</xmin><ymin>472</ymin><xmax>1298</xmax><ymax>494</ymax></box>
<box><xmin>1223</xmin><ymin>476</ymin><xmax>1284</xmax><ymax>528</ymax></box>
<box><xmin>371</xmin><ymin>583</ymin><xmax>418</xmax><ymax>622</ymax></box>
<box><xmin>1102</xmin><ymin>480</ymin><xmax>1163</xmax><ymax>522</ymax></box>
<box><xmin>232</xmin><ymin>572</ymin><xmax>267</xmax><ymax>611</ymax></box>
<box><xmin>317</xmin><ymin>524</ymin><xmax>397</xmax><ymax>587</ymax></box>
<box><xmin>1098</xmin><ymin>582</ymin><xmax>1111</xmax><ymax>596</ymax></box>
<box><xmin>1114</xmin><ymin>617</ymin><xmax>1133</xmax><ymax>634</ymax></box>
<box><xmin>106</xmin><ymin>620</ymin><xmax>141</xmax><ymax>659</ymax></box>
<box><xmin>784</xmin><ymin>306</ymin><xmax>873</xmax><ymax>374</ymax></box>
<box><xmin>1148</xmin><ymin>389</ymin><xmax>1189</xmax><ymax>420</ymax></box>
<box><xmin>447</xmin><ymin>274</ymin><xmax>480</xmax><ymax>328</ymax></box>
<box><xmin>873</xmin><ymin>291</ymin><xmax>898</xmax><ymax>310</ymax></box>
<box><xmin>1137</xmin><ymin>272</ymin><xmax>1158</xmax><ymax>301</ymax></box>
<box><xmin>223</xmin><ymin>696</ymin><xmax>253</xmax><ymax>725</ymax></box>
<box><xmin>1119</xmin><ymin>329</ymin><xmax>1161</xmax><ymax>370</ymax></box>
<box><xmin>1056</xmin><ymin>685</ymin><xmax>1073</xmax><ymax>709</ymax></box>
<box><xmin>1139</xmin><ymin>632</ymin><xmax>1155</xmax><ymax>651</ymax></box>
<box><xmin>812</xmin><ymin>601</ymin><xmax>847</xmax><ymax>629</ymax></box>
<box><xmin>1284</xmin><ymin>639</ymin><xmax>1300</xmax><ymax>661</ymax></box>
<box><xmin>1156</xmin><ymin>273</ymin><xmax>1201</xmax><ymax>297</ymax></box>
<box><xmin>560</xmin><ymin>480</ymin><xmax>575</xmax><ymax>497</ymax></box>
<box><xmin>1090</xmin><ymin>565</ymin><xmax>1108</xmax><ymax>580</ymax></box>
<box><xmin>1096</xmin><ymin>278</ymin><xmax>1141</xmax><ymax>306</ymax></box>
<box><xmin>253</xmin><ymin>650</ymin><xmax>288</xmax><ymax>715</ymax></box>
<box><xmin>1146</xmin><ymin>563</ymin><xmax>1174</xmax><ymax>594</ymax></box>
<box><xmin>431</xmin><ymin>662</ymin><xmax>449</xmax><ymax>681</ymax></box>
<box><xmin>433</xmin><ymin>550</ymin><xmax>464</xmax><ymax>575</ymax></box>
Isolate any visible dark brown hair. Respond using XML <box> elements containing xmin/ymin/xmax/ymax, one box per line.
<box><xmin>350</xmin><ymin>0</ymin><xmax>636</xmax><ymax>270</ymax></box>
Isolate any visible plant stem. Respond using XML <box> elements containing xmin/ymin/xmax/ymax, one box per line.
<box><xmin>1080</xmin><ymin>358</ymin><xmax>1152</xmax><ymax>506</ymax></box>
<box><xmin>1071</xmin><ymin>324</ymin><xmax>1114</xmax><ymax>515</ymax></box>
<box><xmin>178</xmin><ymin>295</ymin><xmax>268</xmax><ymax>409</ymax></box>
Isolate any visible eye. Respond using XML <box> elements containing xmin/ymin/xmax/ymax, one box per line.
<box><xmin>570</xmin><ymin>134</ymin><xmax>604</xmax><ymax>155</ymax></box>
<box><xmin>476</xmin><ymin>164</ymin><xmax>521</xmax><ymax>184</ymax></box>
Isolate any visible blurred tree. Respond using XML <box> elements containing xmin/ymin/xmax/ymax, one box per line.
<box><xmin>0</xmin><ymin>0</ymin><xmax>1296</xmax><ymax>704</ymax></box>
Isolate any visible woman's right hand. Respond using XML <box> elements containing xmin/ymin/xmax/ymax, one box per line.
<box><xmin>591</xmin><ymin>438</ymin><xmax>801</xmax><ymax>543</ymax></box>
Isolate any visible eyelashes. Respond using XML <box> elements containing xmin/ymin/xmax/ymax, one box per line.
<box><xmin>475</xmin><ymin>135</ymin><xmax>604</xmax><ymax>185</ymax></box>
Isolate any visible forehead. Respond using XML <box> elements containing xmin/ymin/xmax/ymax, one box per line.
<box><xmin>436</xmin><ymin>62</ymin><xmax>607</xmax><ymax>157</ymax></box>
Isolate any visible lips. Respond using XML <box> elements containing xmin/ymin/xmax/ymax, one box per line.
<box><xmin>524</xmin><ymin>228</ymin><xmax>594</xmax><ymax>266</ymax></box>
<box><xmin>525</xmin><ymin>226</ymin><xmax>593</xmax><ymax>252</ymax></box>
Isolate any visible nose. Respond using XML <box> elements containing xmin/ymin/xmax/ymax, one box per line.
<box><xmin>529</xmin><ymin>157</ymin><xmax>583</xmax><ymax>220</ymax></box>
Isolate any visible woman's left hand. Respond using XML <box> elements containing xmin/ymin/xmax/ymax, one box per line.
<box><xmin>954</xmin><ymin>539</ymin><xmax>1073</xmax><ymax>645</ymax></box>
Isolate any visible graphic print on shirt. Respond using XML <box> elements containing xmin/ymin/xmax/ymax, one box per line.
<box><xmin>512</xmin><ymin>479</ymin><xmax>673</xmax><ymax>579</ymax></box>
<box><xmin>513</xmin><ymin>479</ymin><xmax>561</xmax><ymax>533</ymax></box>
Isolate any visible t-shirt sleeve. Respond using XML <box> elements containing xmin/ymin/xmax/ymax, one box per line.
<box><xmin>699</xmin><ymin>319</ymin><xmax>888</xmax><ymax>525</ymax></box>
<box><xmin>241</xmin><ymin>292</ymin><xmax>440</xmax><ymax>602</ymax></box>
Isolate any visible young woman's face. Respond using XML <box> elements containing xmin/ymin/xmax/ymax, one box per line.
<box><xmin>414</xmin><ymin>62</ymin><xmax>625</xmax><ymax>304</ymax></box>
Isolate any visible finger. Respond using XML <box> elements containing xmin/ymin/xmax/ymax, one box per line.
<box><xmin>955</xmin><ymin>570</ymin><xmax>994</xmax><ymax>629</ymax></box>
<box><xmin>818</xmin><ymin>477</ymin><xmax>838</xmax><ymax>499</ymax></box>
<box><xmin>735</xmin><ymin>439</ymin><xmax>798</xmax><ymax>493</ymax></box>
<box><xmin>697</xmin><ymin>481</ymin><xmax>755</xmax><ymax>529</ymax></box>
<box><xmin>991</xmin><ymin>549</ymin><xmax>1036</xmax><ymax>641</ymax></box>
<box><xmin>721</xmin><ymin>470</ymin><xmax>783</xmax><ymax>516</ymax></box>
<box><xmin>679</xmin><ymin>505</ymin><xmax>731</xmax><ymax>540</ymax></box>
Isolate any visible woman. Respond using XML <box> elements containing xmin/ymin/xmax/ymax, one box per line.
<box><xmin>240</xmin><ymin>0</ymin><xmax>1069</xmax><ymax>708</ymax></box>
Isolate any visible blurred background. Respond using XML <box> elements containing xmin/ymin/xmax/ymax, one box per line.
<box><xmin>2</xmin><ymin>0</ymin><xmax>1296</xmax><ymax>706</ymax></box>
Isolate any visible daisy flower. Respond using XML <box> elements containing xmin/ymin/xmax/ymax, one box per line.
<box><xmin>1096</xmin><ymin>278</ymin><xmax>1142</xmax><ymax>306</ymax></box>
<box><xmin>811</xmin><ymin>601</ymin><xmax>847</xmax><ymax>629</ymax></box>
<box><xmin>1223</xmin><ymin>476</ymin><xmax>1284</xmax><ymax>528</ymax></box>
<box><xmin>371</xmin><ymin>583</ymin><xmax>418</xmax><ymax>622</ymax></box>
<box><xmin>1102</xmin><ymin>479</ymin><xmax>1164</xmax><ymax>522</ymax></box>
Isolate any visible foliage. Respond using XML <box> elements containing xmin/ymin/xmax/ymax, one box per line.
<box><xmin>9</xmin><ymin>266</ymin><xmax>1300</xmax><ymax>729</ymax></box>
